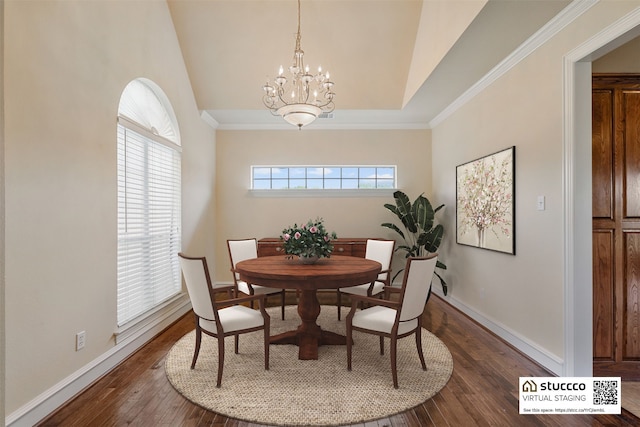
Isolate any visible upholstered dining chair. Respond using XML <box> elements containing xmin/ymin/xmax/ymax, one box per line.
<box><xmin>336</xmin><ymin>239</ymin><xmax>395</xmax><ymax>320</ymax></box>
<box><xmin>178</xmin><ymin>253</ymin><xmax>270</xmax><ymax>388</ymax></box>
<box><xmin>346</xmin><ymin>254</ymin><xmax>438</xmax><ymax>389</ymax></box>
<box><xmin>227</xmin><ymin>238</ymin><xmax>286</xmax><ymax>320</ymax></box>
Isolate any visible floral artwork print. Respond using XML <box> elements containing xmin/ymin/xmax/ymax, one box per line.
<box><xmin>456</xmin><ymin>147</ymin><xmax>515</xmax><ymax>254</ymax></box>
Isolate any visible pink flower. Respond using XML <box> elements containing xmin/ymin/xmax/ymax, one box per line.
<box><xmin>309</xmin><ymin>226</ymin><xmax>318</xmax><ymax>233</ymax></box>
<box><xmin>283</xmin><ymin>233</ymin><xmax>291</xmax><ymax>241</ymax></box>
<box><xmin>294</xmin><ymin>231</ymin><xmax>301</xmax><ymax>239</ymax></box>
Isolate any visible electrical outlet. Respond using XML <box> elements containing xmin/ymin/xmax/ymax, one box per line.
<box><xmin>76</xmin><ymin>331</ymin><xmax>86</xmax><ymax>351</ymax></box>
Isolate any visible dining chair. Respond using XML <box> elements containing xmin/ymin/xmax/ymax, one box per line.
<box><xmin>227</xmin><ymin>238</ymin><xmax>286</xmax><ymax>320</ymax></box>
<box><xmin>178</xmin><ymin>253</ymin><xmax>270</xmax><ymax>388</ymax></box>
<box><xmin>346</xmin><ymin>254</ymin><xmax>438</xmax><ymax>389</ymax></box>
<box><xmin>336</xmin><ymin>239</ymin><xmax>395</xmax><ymax>320</ymax></box>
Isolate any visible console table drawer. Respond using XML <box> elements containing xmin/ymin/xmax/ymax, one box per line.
<box><xmin>257</xmin><ymin>238</ymin><xmax>285</xmax><ymax>257</ymax></box>
<box><xmin>258</xmin><ymin>238</ymin><xmax>368</xmax><ymax>258</ymax></box>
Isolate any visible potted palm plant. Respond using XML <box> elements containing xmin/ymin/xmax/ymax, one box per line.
<box><xmin>382</xmin><ymin>190</ymin><xmax>447</xmax><ymax>295</ymax></box>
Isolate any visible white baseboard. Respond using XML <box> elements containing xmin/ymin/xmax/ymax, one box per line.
<box><xmin>7</xmin><ymin>287</ymin><xmax>563</xmax><ymax>426</ymax></box>
<box><xmin>6</xmin><ymin>298</ymin><xmax>192</xmax><ymax>427</ymax></box>
<box><xmin>431</xmin><ymin>288</ymin><xmax>564</xmax><ymax>376</ymax></box>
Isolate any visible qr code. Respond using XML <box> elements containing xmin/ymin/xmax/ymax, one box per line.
<box><xmin>594</xmin><ymin>380</ymin><xmax>618</xmax><ymax>405</ymax></box>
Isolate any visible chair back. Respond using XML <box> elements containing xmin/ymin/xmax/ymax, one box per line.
<box><xmin>398</xmin><ymin>255</ymin><xmax>438</xmax><ymax>322</ymax></box>
<box><xmin>178</xmin><ymin>253</ymin><xmax>215</xmax><ymax>320</ymax></box>
<box><xmin>365</xmin><ymin>239</ymin><xmax>395</xmax><ymax>283</ymax></box>
<box><xmin>227</xmin><ymin>238</ymin><xmax>258</xmax><ymax>281</ymax></box>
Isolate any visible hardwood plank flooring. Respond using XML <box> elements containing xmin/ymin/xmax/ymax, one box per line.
<box><xmin>39</xmin><ymin>295</ymin><xmax>640</xmax><ymax>426</ymax></box>
<box><xmin>622</xmin><ymin>382</ymin><xmax>640</xmax><ymax>419</ymax></box>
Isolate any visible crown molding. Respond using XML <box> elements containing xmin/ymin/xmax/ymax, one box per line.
<box><xmin>215</xmin><ymin>122</ymin><xmax>430</xmax><ymax>131</ymax></box>
<box><xmin>429</xmin><ymin>0</ymin><xmax>598</xmax><ymax>129</ymax></box>
<box><xmin>200</xmin><ymin>110</ymin><xmax>219</xmax><ymax>129</ymax></box>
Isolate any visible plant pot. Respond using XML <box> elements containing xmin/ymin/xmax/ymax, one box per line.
<box><xmin>299</xmin><ymin>255</ymin><xmax>319</xmax><ymax>265</ymax></box>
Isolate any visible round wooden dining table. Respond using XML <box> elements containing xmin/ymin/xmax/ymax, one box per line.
<box><xmin>235</xmin><ymin>255</ymin><xmax>381</xmax><ymax>360</ymax></box>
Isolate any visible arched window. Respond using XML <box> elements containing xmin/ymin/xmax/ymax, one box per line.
<box><xmin>117</xmin><ymin>79</ymin><xmax>181</xmax><ymax>326</ymax></box>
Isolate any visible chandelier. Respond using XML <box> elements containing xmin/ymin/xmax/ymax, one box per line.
<box><xmin>262</xmin><ymin>0</ymin><xmax>335</xmax><ymax>129</ymax></box>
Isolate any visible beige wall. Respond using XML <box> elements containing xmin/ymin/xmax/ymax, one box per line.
<box><xmin>593</xmin><ymin>33</ymin><xmax>640</xmax><ymax>72</ymax></box>
<box><xmin>214</xmin><ymin>129</ymin><xmax>432</xmax><ymax>283</ymax></box>
<box><xmin>1</xmin><ymin>0</ymin><xmax>5</xmax><ymax>421</ymax></box>
<box><xmin>4</xmin><ymin>0</ymin><xmax>215</xmax><ymax>415</ymax></box>
<box><xmin>6</xmin><ymin>0</ymin><xmax>640</xmax><ymax>421</ymax></box>
<box><xmin>431</xmin><ymin>0</ymin><xmax>640</xmax><ymax>367</ymax></box>
<box><xmin>404</xmin><ymin>0</ymin><xmax>486</xmax><ymax>105</ymax></box>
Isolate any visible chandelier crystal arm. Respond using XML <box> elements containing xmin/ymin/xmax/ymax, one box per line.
<box><xmin>261</xmin><ymin>0</ymin><xmax>335</xmax><ymax>129</ymax></box>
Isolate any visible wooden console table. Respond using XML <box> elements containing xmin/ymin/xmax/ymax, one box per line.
<box><xmin>258</xmin><ymin>237</ymin><xmax>368</xmax><ymax>258</ymax></box>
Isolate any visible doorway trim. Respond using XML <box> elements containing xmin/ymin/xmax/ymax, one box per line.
<box><xmin>563</xmin><ymin>7</ymin><xmax>640</xmax><ymax>377</ymax></box>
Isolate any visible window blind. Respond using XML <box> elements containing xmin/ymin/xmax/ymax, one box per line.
<box><xmin>117</xmin><ymin>123</ymin><xmax>182</xmax><ymax>326</ymax></box>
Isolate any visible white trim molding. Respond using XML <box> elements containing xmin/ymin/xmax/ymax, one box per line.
<box><xmin>249</xmin><ymin>188</ymin><xmax>395</xmax><ymax>198</ymax></box>
<box><xmin>6</xmin><ymin>299</ymin><xmax>192</xmax><ymax>427</ymax></box>
<box><xmin>561</xmin><ymin>5</ymin><xmax>640</xmax><ymax>378</ymax></box>
<box><xmin>432</xmin><ymin>289</ymin><xmax>564</xmax><ymax>375</ymax></box>
<box><xmin>429</xmin><ymin>0</ymin><xmax>598</xmax><ymax>129</ymax></box>
<box><xmin>200</xmin><ymin>110</ymin><xmax>219</xmax><ymax>129</ymax></box>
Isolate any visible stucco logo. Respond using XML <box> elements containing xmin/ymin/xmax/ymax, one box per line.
<box><xmin>522</xmin><ymin>380</ymin><xmax>537</xmax><ymax>393</ymax></box>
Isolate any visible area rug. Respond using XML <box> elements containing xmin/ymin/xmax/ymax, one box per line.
<box><xmin>165</xmin><ymin>305</ymin><xmax>453</xmax><ymax>426</ymax></box>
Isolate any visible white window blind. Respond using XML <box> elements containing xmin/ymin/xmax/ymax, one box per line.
<box><xmin>117</xmin><ymin>123</ymin><xmax>182</xmax><ymax>326</ymax></box>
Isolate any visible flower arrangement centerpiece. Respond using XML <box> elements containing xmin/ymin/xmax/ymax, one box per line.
<box><xmin>280</xmin><ymin>218</ymin><xmax>337</xmax><ymax>263</ymax></box>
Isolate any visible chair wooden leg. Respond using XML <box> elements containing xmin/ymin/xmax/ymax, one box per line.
<box><xmin>234</xmin><ymin>334</ymin><xmax>239</xmax><ymax>354</ymax></box>
<box><xmin>191</xmin><ymin>325</ymin><xmax>202</xmax><ymax>369</ymax></box>
<box><xmin>379</xmin><ymin>336</ymin><xmax>384</xmax><ymax>355</ymax></box>
<box><xmin>264</xmin><ymin>323</ymin><xmax>270</xmax><ymax>370</ymax></box>
<box><xmin>337</xmin><ymin>291</ymin><xmax>342</xmax><ymax>320</ymax></box>
<box><xmin>346</xmin><ymin>320</ymin><xmax>353</xmax><ymax>371</ymax></box>
<box><xmin>216</xmin><ymin>337</ymin><xmax>225</xmax><ymax>388</ymax></box>
<box><xmin>416</xmin><ymin>327</ymin><xmax>427</xmax><ymax>370</ymax></box>
<box><xmin>281</xmin><ymin>290</ymin><xmax>285</xmax><ymax>320</ymax></box>
<box><xmin>391</xmin><ymin>335</ymin><xmax>399</xmax><ymax>389</ymax></box>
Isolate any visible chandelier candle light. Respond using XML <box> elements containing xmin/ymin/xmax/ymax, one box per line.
<box><xmin>262</xmin><ymin>0</ymin><xmax>335</xmax><ymax>129</ymax></box>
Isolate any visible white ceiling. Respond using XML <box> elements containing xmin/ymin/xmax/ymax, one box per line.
<box><xmin>167</xmin><ymin>0</ymin><xmax>571</xmax><ymax>130</ymax></box>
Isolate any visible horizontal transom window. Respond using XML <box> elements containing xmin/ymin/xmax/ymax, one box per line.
<box><xmin>252</xmin><ymin>166</ymin><xmax>396</xmax><ymax>190</ymax></box>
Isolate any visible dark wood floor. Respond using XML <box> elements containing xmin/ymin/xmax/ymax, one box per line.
<box><xmin>39</xmin><ymin>294</ymin><xmax>640</xmax><ymax>426</ymax></box>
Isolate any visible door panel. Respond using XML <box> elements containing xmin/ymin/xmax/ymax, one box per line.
<box><xmin>624</xmin><ymin>91</ymin><xmax>640</xmax><ymax>218</ymax></box>
<box><xmin>593</xmin><ymin>230</ymin><xmax>614</xmax><ymax>360</ymax></box>
<box><xmin>624</xmin><ymin>232</ymin><xmax>640</xmax><ymax>359</ymax></box>
<box><xmin>592</xmin><ymin>90</ymin><xmax>614</xmax><ymax>220</ymax></box>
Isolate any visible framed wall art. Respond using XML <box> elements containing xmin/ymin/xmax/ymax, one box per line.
<box><xmin>456</xmin><ymin>146</ymin><xmax>515</xmax><ymax>255</ymax></box>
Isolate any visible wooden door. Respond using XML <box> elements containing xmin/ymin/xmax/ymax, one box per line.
<box><xmin>593</xmin><ymin>75</ymin><xmax>640</xmax><ymax>379</ymax></box>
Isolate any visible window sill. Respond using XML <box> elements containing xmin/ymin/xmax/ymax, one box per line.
<box><xmin>249</xmin><ymin>188</ymin><xmax>396</xmax><ymax>198</ymax></box>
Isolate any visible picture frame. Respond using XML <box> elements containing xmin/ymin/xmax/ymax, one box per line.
<box><xmin>456</xmin><ymin>146</ymin><xmax>515</xmax><ymax>255</ymax></box>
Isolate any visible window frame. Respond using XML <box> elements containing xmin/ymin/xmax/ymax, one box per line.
<box><xmin>250</xmin><ymin>165</ymin><xmax>397</xmax><ymax>197</ymax></box>
<box><xmin>116</xmin><ymin>80</ymin><xmax>183</xmax><ymax>336</ymax></box>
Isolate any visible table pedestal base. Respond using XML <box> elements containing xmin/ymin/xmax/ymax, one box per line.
<box><xmin>269</xmin><ymin>289</ymin><xmax>346</xmax><ymax>360</ymax></box>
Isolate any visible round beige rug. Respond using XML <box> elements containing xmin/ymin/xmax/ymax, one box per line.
<box><xmin>165</xmin><ymin>305</ymin><xmax>453</xmax><ymax>426</ymax></box>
